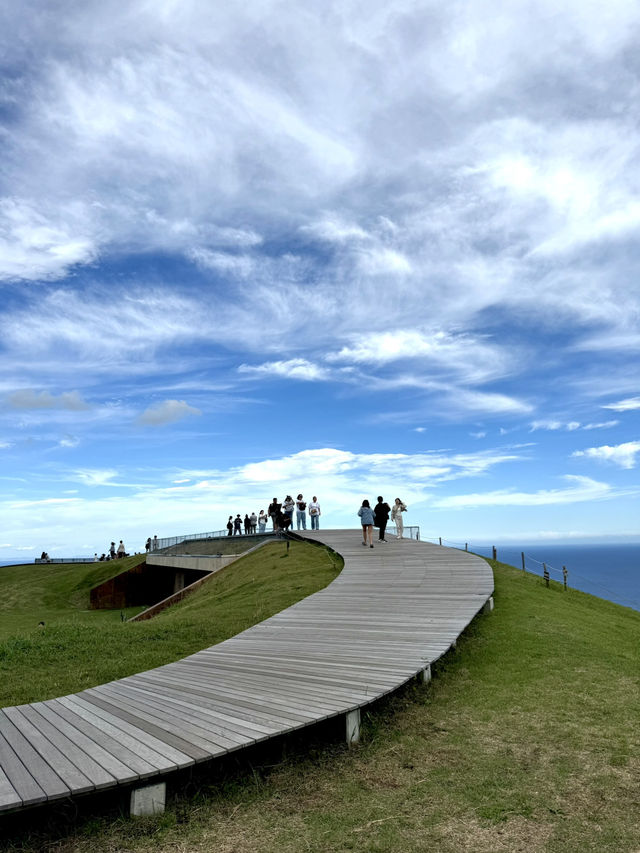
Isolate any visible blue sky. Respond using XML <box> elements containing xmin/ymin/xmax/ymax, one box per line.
<box><xmin>1</xmin><ymin>1</ymin><xmax>639</xmax><ymax>559</ymax></box>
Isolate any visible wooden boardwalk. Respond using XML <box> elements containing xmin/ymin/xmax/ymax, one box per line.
<box><xmin>0</xmin><ymin>531</ymin><xmax>493</xmax><ymax>814</ymax></box>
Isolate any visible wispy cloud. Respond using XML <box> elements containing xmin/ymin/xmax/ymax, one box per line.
<box><xmin>73</xmin><ymin>469</ymin><xmax>119</xmax><ymax>487</ymax></box>
<box><xmin>137</xmin><ymin>399</ymin><xmax>202</xmax><ymax>426</ymax></box>
<box><xmin>572</xmin><ymin>441</ymin><xmax>640</xmax><ymax>469</ymax></box>
<box><xmin>530</xmin><ymin>420</ymin><xmax>581</xmax><ymax>432</ymax></box>
<box><xmin>434</xmin><ymin>475</ymin><xmax>613</xmax><ymax>508</ymax></box>
<box><xmin>238</xmin><ymin>359</ymin><xmax>330</xmax><ymax>382</ymax></box>
<box><xmin>602</xmin><ymin>397</ymin><xmax>640</xmax><ymax>412</ymax></box>
<box><xmin>8</xmin><ymin>389</ymin><xmax>90</xmax><ymax>410</ymax></box>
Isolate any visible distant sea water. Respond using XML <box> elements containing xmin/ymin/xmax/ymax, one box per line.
<box><xmin>464</xmin><ymin>542</ymin><xmax>640</xmax><ymax>613</ymax></box>
<box><xmin>2</xmin><ymin>542</ymin><xmax>639</xmax><ymax>612</ymax></box>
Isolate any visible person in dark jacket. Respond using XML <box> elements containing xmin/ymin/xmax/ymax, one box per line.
<box><xmin>233</xmin><ymin>514</ymin><xmax>243</xmax><ymax>535</ymax></box>
<box><xmin>226</xmin><ymin>516</ymin><xmax>233</xmax><ymax>536</ymax></box>
<box><xmin>373</xmin><ymin>496</ymin><xmax>391</xmax><ymax>542</ymax></box>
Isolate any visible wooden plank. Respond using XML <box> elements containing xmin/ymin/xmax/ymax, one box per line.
<box><xmin>81</xmin><ymin>691</ymin><xmax>216</xmax><ymax>761</ymax></box>
<box><xmin>48</xmin><ymin>699</ymin><xmax>158</xmax><ymax>780</ymax></box>
<box><xmin>37</xmin><ymin>701</ymin><xmax>139</xmax><ymax>785</ymax></box>
<box><xmin>0</xmin><ymin>713</ymin><xmax>68</xmax><ymax>802</ymax></box>
<box><xmin>58</xmin><ymin>696</ymin><xmax>190</xmax><ymax>771</ymax></box>
<box><xmin>3</xmin><ymin>706</ymin><xmax>94</xmax><ymax>795</ymax></box>
<box><xmin>0</xmin><ymin>762</ymin><xmax>22</xmax><ymax>812</ymax></box>
<box><xmin>18</xmin><ymin>704</ymin><xmax>116</xmax><ymax>790</ymax></box>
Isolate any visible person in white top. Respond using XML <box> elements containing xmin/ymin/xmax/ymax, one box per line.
<box><xmin>391</xmin><ymin>498</ymin><xmax>407</xmax><ymax>539</ymax></box>
<box><xmin>308</xmin><ymin>497</ymin><xmax>321</xmax><ymax>529</ymax></box>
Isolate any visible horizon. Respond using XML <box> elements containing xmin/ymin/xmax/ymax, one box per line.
<box><xmin>3</xmin><ymin>532</ymin><xmax>640</xmax><ymax>564</ymax></box>
<box><xmin>1</xmin><ymin>2</ymin><xmax>639</xmax><ymax>558</ymax></box>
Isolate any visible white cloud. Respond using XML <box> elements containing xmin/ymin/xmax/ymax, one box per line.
<box><xmin>8</xmin><ymin>389</ymin><xmax>90</xmax><ymax>410</ymax></box>
<box><xmin>530</xmin><ymin>420</ymin><xmax>581</xmax><ymax>432</ymax></box>
<box><xmin>328</xmin><ymin>330</ymin><xmax>513</xmax><ymax>386</ymax></box>
<box><xmin>238</xmin><ymin>359</ymin><xmax>329</xmax><ymax>382</ymax></box>
<box><xmin>582</xmin><ymin>420</ymin><xmax>618</xmax><ymax>430</ymax></box>
<box><xmin>187</xmin><ymin>248</ymin><xmax>256</xmax><ymax>277</ymax></box>
<box><xmin>602</xmin><ymin>397</ymin><xmax>640</xmax><ymax>412</ymax></box>
<box><xmin>58</xmin><ymin>435</ymin><xmax>80</xmax><ymax>448</ymax></box>
<box><xmin>300</xmin><ymin>217</ymin><xmax>370</xmax><ymax>244</ymax></box>
<box><xmin>73</xmin><ymin>469</ymin><xmax>119</xmax><ymax>487</ymax></box>
<box><xmin>137</xmin><ymin>399</ymin><xmax>202</xmax><ymax>426</ymax></box>
<box><xmin>572</xmin><ymin>440</ymin><xmax>640</xmax><ymax>469</ymax></box>
<box><xmin>435</xmin><ymin>475</ymin><xmax>612</xmax><ymax>508</ymax></box>
<box><xmin>0</xmin><ymin>198</ymin><xmax>98</xmax><ymax>281</ymax></box>
<box><xmin>356</xmin><ymin>248</ymin><xmax>412</xmax><ymax>275</ymax></box>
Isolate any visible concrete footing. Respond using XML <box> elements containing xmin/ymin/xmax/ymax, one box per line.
<box><xmin>346</xmin><ymin>708</ymin><xmax>361</xmax><ymax>744</ymax></box>
<box><xmin>422</xmin><ymin>664</ymin><xmax>432</xmax><ymax>684</ymax></box>
<box><xmin>483</xmin><ymin>595</ymin><xmax>495</xmax><ymax>614</ymax></box>
<box><xmin>130</xmin><ymin>782</ymin><xmax>166</xmax><ymax>816</ymax></box>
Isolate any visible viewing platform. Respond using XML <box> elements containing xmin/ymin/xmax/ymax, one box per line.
<box><xmin>0</xmin><ymin>530</ymin><xmax>493</xmax><ymax>816</ymax></box>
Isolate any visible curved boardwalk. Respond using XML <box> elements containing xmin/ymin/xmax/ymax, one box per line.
<box><xmin>0</xmin><ymin>531</ymin><xmax>493</xmax><ymax>814</ymax></box>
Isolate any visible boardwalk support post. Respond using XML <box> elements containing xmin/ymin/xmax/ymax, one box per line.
<box><xmin>130</xmin><ymin>782</ymin><xmax>166</xmax><ymax>816</ymax></box>
<box><xmin>482</xmin><ymin>596</ymin><xmax>494</xmax><ymax>614</ymax></box>
<box><xmin>346</xmin><ymin>708</ymin><xmax>360</xmax><ymax>745</ymax></box>
<box><xmin>422</xmin><ymin>664</ymin><xmax>432</xmax><ymax>684</ymax></box>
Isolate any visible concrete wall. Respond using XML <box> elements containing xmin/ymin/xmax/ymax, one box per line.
<box><xmin>146</xmin><ymin>554</ymin><xmax>240</xmax><ymax>573</ymax></box>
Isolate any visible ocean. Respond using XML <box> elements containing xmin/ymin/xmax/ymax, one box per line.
<box><xmin>463</xmin><ymin>542</ymin><xmax>640</xmax><ymax>612</ymax></box>
<box><xmin>2</xmin><ymin>542</ymin><xmax>639</xmax><ymax>612</ymax></box>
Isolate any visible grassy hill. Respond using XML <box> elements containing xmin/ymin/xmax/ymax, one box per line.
<box><xmin>1</xmin><ymin>554</ymin><xmax>639</xmax><ymax>852</ymax></box>
<box><xmin>0</xmin><ymin>540</ymin><xmax>341</xmax><ymax>707</ymax></box>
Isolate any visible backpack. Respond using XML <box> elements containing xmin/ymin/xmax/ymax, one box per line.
<box><xmin>299</xmin><ymin>502</ymin><xmax>306</xmax><ymax>510</ymax></box>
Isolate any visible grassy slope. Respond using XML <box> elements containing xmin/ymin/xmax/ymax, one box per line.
<box><xmin>0</xmin><ymin>540</ymin><xmax>341</xmax><ymax>707</ymax></box>
<box><xmin>0</xmin><ymin>554</ymin><xmax>148</xmax><ymax>639</ymax></box>
<box><xmin>2</xmin><ymin>555</ymin><xmax>639</xmax><ymax>852</ymax></box>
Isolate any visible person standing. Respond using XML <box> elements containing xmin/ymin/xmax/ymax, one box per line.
<box><xmin>152</xmin><ymin>535</ymin><xmax>158</xmax><ymax>551</ymax></box>
<box><xmin>308</xmin><ymin>496</ymin><xmax>321</xmax><ymax>529</ymax></box>
<box><xmin>391</xmin><ymin>498</ymin><xmax>407</xmax><ymax>539</ymax></box>
<box><xmin>234</xmin><ymin>514</ymin><xmax>243</xmax><ymax>535</ymax></box>
<box><xmin>358</xmin><ymin>499</ymin><xmax>375</xmax><ymax>548</ymax></box>
<box><xmin>295</xmin><ymin>494</ymin><xmax>307</xmax><ymax>529</ymax></box>
<box><xmin>226</xmin><ymin>516</ymin><xmax>233</xmax><ymax>536</ymax></box>
<box><xmin>258</xmin><ymin>510</ymin><xmax>267</xmax><ymax>533</ymax></box>
<box><xmin>145</xmin><ymin>537</ymin><xmax>151</xmax><ymax>554</ymax></box>
<box><xmin>250</xmin><ymin>511</ymin><xmax>257</xmax><ymax>533</ymax></box>
<box><xmin>244</xmin><ymin>514</ymin><xmax>251</xmax><ymax>534</ymax></box>
<box><xmin>117</xmin><ymin>540</ymin><xmax>126</xmax><ymax>558</ymax></box>
<box><xmin>373</xmin><ymin>497</ymin><xmax>391</xmax><ymax>542</ymax></box>
<box><xmin>282</xmin><ymin>495</ymin><xmax>295</xmax><ymax>529</ymax></box>
<box><xmin>109</xmin><ymin>541</ymin><xmax>116</xmax><ymax>560</ymax></box>
<box><xmin>268</xmin><ymin>498</ymin><xmax>281</xmax><ymax>531</ymax></box>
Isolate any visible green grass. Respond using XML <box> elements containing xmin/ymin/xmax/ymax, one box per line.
<box><xmin>0</xmin><ymin>540</ymin><xmax>342</xmax><ymax>707</ymax></box>
<box><xmin>2</xmin><ymin>556</ymin><xmax>640</xmax><ymax>852</ymax></box>
<box><xmin>0</xmin><ymin>554</ymin><xmax>149</xmax><ymax>640</ymax></box>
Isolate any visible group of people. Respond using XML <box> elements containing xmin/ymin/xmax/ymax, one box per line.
<box><xmin>144</xmin><ymin>536</ymin><xmax>159</xmax><ymax>553</ymax></box>
<box><xmin>226</xmin><ymin>495</ymin><xmax>321</xmax><ymax>535</ymax></box>
<box><xmin>358</xmin><ymin>497</ymin><xmax>407</xmax><ymax>548</ymax></box>
<box><xmin>93</xmin><ymin>540</ymin><xmax>128</xmax><ymax>561</ymax></box>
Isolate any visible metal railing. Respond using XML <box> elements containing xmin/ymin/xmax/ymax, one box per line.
<box><xmin>154</xmin><ymin>524</ymin><xmax>420</xmax><ymax>552</ymax></box>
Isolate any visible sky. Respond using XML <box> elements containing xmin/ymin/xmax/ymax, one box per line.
<box><xmin>1</xmin><ymin>0</ymin><xmax>639</xmax><ymax>559</ymax></box>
